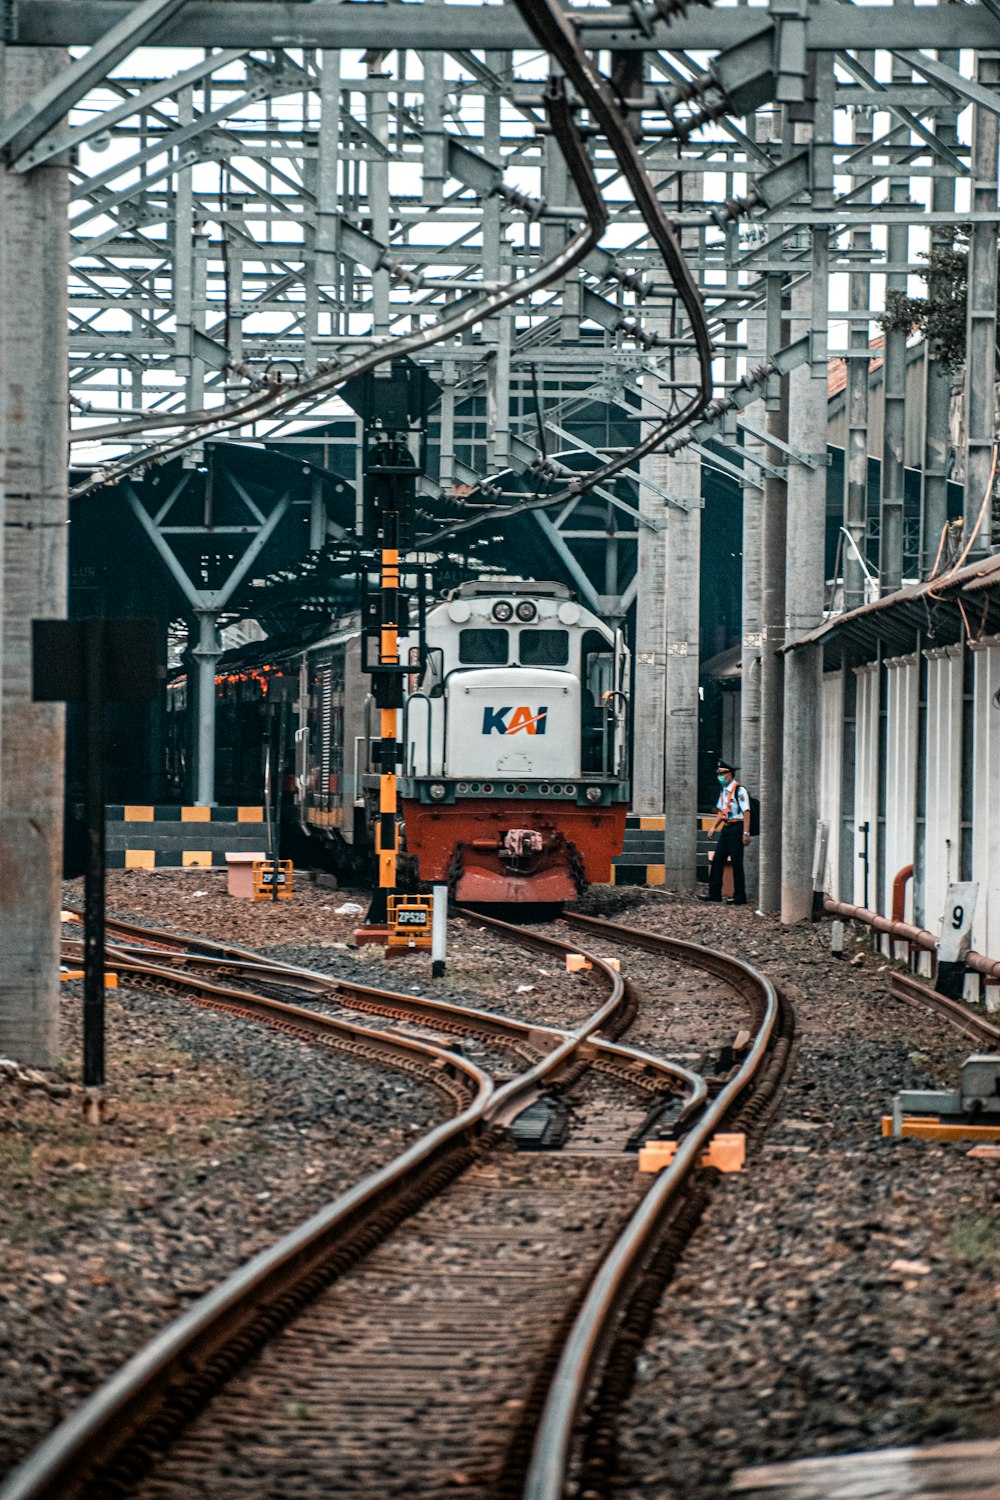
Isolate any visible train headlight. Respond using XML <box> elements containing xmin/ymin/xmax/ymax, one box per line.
<box><xmin>515</xmin><ymin>600</ymin><xmax>537</xmax><ymax>622</ymax></box>
<box><xmin>585</xmin><ymin>786</ymin><xmax>602</xmax><ymax>803</ymax></box>
<box><xmin>492</xmin><ymin>600</ymin><xmax>513</xmax><ymax>622</ymax></box>
<box><xmin>429</xmin><ymin>783</ymin><xmax>447</xmax><ymax>801</ymax></box>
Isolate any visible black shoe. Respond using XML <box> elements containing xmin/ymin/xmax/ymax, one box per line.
<box><xmin>698</xmin><ymin>894</ymin><xmax>721</xmax><ymax>902</ymax></box>
<box><xmin>726</xmin><ymin>898</ymin><xmax>747</xmax><ymax>906</ymax></box>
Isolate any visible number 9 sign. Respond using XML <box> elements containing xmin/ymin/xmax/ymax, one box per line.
<box><xmin>939</xmin><ymin>883</ymin><xmax>978</xmax><ymax>964</ymax></box>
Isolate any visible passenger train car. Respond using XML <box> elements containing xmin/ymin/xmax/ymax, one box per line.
<box><xmin>168</xmin><ymin>578</ymin><xmax>630</xmax><ymax>903</ymax></box>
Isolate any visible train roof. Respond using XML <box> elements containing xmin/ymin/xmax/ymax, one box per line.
<box><xmin>449</xmin><ymin>578</ymin><xmax>573</xmax><ymax>600</ymax></box>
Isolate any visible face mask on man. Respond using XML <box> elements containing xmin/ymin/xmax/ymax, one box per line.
<box><xmin>717</xmin><ymin>773</ymin><xmax>728</xmax><ymax>784</ymax></box>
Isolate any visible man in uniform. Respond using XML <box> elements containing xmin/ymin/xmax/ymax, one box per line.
<box><xmin>699</xmin><ymin>759</ymin><xmax>750</xmax><ymax>906</ymax></box>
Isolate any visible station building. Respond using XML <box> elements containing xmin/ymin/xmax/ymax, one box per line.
<box><xmin>792</xmin><ymin>554</ymin><xmax>1000</xmax><ymax>987</ymax></box>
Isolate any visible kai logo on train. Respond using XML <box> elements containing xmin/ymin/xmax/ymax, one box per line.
<box><xmin>482</xmin><ymin>706</ymin><xmax>548</xmax><ymax>735</ymax></box>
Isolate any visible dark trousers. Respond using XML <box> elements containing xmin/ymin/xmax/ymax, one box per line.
<box><xmin>709</xmin><ymin>823</ymin><xmax>746</xmax><ymax>903</ymax></box>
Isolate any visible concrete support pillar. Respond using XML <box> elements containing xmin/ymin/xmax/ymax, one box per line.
<box><xmin>739</xmin><ymin>301</ymin><xmax>768</xmax><ymax>906</ymax></box>
<box><xmin>880</xmin><ymin>50</ymin><xmax>914</xmax><ymax>591</ymax></box>
<box><xmin>921</xmin><ymin>69</ymin><xmax>958</xmax><ymax>578</ymax></box>
<box><xmin>632</xmin><ymin>497</ymin><xmax>668</xmax><ymax>815</ymax></box>
<box><xmin>191</xmin><ymin>610</ymin><xmax>221</xmax><ymax>806</ymax></box>
<box><xmin>0</xmin><ymin>44</ymin><xmax>69</xmax><ymax>1065</ymax></box>
<box><xmin>962</xmin><ymin>52</ymin><xmax>1000</xmax><ymax>560</ymax></box>
<box><xmin>880</xmin><ymin>190</ymin><xmax>909</xmax><ymax>592</ymax></box>
<box><xmin>844</xmin><ymin>78</ymin><xmax>873</xmax><ymax>611</ymax></box>
<box><xmin>781</xmin><ymin>267</ymin><xmax>829</xmax><ymax>924</ymax></box>
<box><xmin>662</xmin><ymin>451</ymin><xmax>702</xmax><ymax>892</ymax></box>
<box><xmin>757</xmin><ymin>270</ymin><xmax>788</xmax><ymax>914</ymax></box>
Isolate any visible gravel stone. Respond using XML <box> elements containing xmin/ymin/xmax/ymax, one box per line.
<box><xmin>589</xmin><ymin>889</ymin><xmax>1000</xmax><ymax>1499</ymax></box>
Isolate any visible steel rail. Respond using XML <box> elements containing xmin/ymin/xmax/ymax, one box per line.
<box><xmin>0</xmin><ymin>969</ymin><xmax>491</xmax><ymax>1500</ymax></box>
<box><xmin>9</xmin><ymin>916</ymin><xmax>701</xmax><ymax>1500</ymax></box>
<box><xmin>67</xmin><ymin>919</ymin><xmax>705</xmax><ymax>1103</ymax></box>
<box><xmin>523</xmin><ymin>914</ymin><xmax>782</xmax><ymax>1500</ymax></box>
<box><xmin>99</xmin><ymin>945</ymin><xmax>491</xmax><ymax>1088</ymax></box>
<box><xmin>889</xmin><ymin>969</ymin><xmax>1000</xmax><ymax>1050</ymax></box>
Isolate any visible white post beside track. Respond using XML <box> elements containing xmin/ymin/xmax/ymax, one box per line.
<box><xmin>431</xmin><ymin>885</ymin><xmax>448</xmax><ymax>978</ymax></box>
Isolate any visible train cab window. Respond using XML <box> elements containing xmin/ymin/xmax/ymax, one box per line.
<box><xmin>586</xmin><ymin>650</ymin><xmax>613</xmax><ymax>703</ymax></box>
<box><xmin>458</xmin><ymin>628</ymin><xmax>508</xmax><ymax>665</ymax></box>
<box><xmin>519</xmin><ymin>629</ymin><xmax>569</xmax><ymax>667</ymax></box>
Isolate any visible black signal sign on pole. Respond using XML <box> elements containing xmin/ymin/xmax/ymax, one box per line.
<box><xmin>33</xmin><ymin>618</ymin><xmax>161</xmax><ymax>1103</ymax></box>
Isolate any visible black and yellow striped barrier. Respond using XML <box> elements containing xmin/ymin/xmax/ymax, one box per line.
<box><xmin>105</xmin><ymin>806</ymin><xmax>268</xmax><ymax>869</ymax></box>
<box><xmin>610</xmin><ymin>816</ymin><xmax>666</xmax><ymax>887</ymax></box>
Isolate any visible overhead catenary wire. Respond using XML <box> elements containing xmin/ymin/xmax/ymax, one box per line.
<box><xmin>69</xmin><ymin>77</ymin><xmax>609</xmax><ymax>500</ymax></box>
<box><xmin>70</xmin><ymin>6</ymin><xmax>719</xmax><ymax>526</ymax></box>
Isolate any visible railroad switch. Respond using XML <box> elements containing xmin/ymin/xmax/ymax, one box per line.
<box><xmin>638</xmin><ymin>1132</ymin><xmax>745</xmax><ymax>1174</ymax></box>
<box><xmin>884</xmin><ymin>1054</ymin><xmax>1000</xmax><ymax>1141</ymax></box>
<box><xmin>509</xmin><ymin>1094</ymin><xmax>571</xmax><ymax>1151</ymax></box>
<box><xmin>626</xmin><ymin>1093</ymin><xmax>690</xmax><ymax>1152</ymax></box>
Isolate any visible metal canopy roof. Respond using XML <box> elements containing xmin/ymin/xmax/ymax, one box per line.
<box><xmin>783</xmin><ymin>554</ymin><xmax>1000</xmax><ymax>669</ymax></box>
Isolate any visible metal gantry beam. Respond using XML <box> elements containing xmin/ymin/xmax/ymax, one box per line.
<box><xmin>0</xmin><ymin>0</ymin><xmax>997</xmax><ymax>986</ymax></box>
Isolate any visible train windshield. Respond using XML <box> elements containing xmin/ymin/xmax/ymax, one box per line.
<box><xmin>458</xmin><ymin>628</ymin><xmax>508</xmax><ymax>664</ymax></box>
<box><xmin>519</xmin><ymin>629</ymin><xmax>569</xmax><ymax>667</ymax></box>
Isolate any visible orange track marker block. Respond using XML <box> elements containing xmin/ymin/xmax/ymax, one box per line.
<box><xmin>566</xmin><ymin>953</ymin><xmax>592</xmax><ymax>973</ymax></box>
<box><xmin>881</xmin><ymin>1115</ymin><xmax>1000</xmax><ymax>1142</ymax></box>
<box><xmin>638</xmin><ymin>1132</ymin><xmax>745</xmax><ymax>1174</ymax></box>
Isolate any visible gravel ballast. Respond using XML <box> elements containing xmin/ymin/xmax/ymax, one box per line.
<box><xmin>2</xmin><ymin>870</ymin><xmax>599</xmax><ymax>1481</ymax></box>
<box><xmin>593</xmin><ymin>889</ymin><xmax>1000</xmax><ymax>1499</ymax></box>
<box><xmin>6</xmin><ymin>873</ymin><xmax>997</xmax><ymax>1493</ymax></box>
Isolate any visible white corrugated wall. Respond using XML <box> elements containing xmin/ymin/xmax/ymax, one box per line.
<box><xmin>883</xmin><ymin>656</ymin><xmax>918</xmax><ymax>920</ymax></box>
<box><xmin>922</xmin><ymin>644</ymin><xmax>963</xmax><ymax>934</ymax></box>
<box><xmin>853</xmin><ymin>663</ymin><xmax>880</xmax><ymax>908</ymax></box>
<box><xmin>971</xmin><ymin>637</ymin><xmax>1000</xmax><ymax>960</ymax></box>
<box><xmin>820</xmin><ymin>671</ymin><xmax>844</xmax><ymax>898</ymax></box>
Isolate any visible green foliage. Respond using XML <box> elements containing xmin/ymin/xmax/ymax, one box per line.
<box><xmin>877</xmin><ymin>229</ymin><xmax>972</xmax><ymax>375</ymax></box>
<box><xmin>948</xmin><ymin>1213</ymin><xmax>1000</xmax><ymax>1270</ymax></box>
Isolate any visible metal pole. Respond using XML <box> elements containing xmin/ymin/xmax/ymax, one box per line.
<box><xmin>82</xmin><ymin>620</ymin><xmax>107</xmax><ymax>1103</ymax></box>
<box><xmin>375</xmin><ymin>528</ymin><xmax>401</xmax><ymax>914</ymax></box>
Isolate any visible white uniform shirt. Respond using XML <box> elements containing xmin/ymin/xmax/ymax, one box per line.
<box><xmin>716</xmin><ymin>781</ymin><xmax>750</xmax><ymax>823</ymax></box>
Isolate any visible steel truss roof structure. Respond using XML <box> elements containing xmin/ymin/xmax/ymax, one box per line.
<box><xmin>5</xmin><ymin>0</ymin><xmax>992</xmax><ymax>582</ymax></box>
<box><xmin>0</xmin><ymin>0</ymin><xmax>992</xmax><ymax>644</ymax></box>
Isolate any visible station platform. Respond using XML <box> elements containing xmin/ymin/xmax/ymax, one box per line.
<box><xmin>731</xmin><ymin>1438</ymin><xmax>1000</xmax><ymax>1497</ymax></box>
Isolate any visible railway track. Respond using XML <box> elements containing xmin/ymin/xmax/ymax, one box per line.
<box><xmin>7</xmin><ymin>908</ymin><xmax>791</xmax><ymax>1500</ymax></box>
<box><xmin>888</xmin><ymin>968</ymin><xmax>1000</xmax><ymax>1050</ymax></box>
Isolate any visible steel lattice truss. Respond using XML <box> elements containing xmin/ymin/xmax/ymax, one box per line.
<box><xmin>3</xmin><ymin>0</ymin><xmax>996</xmax><ymax>588</ymax></box>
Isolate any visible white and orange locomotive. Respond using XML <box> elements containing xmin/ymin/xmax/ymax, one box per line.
<box><xmin>400</xmin><ymin>578</ymin><xmax>630</xmax><ymax>903</ymax></box>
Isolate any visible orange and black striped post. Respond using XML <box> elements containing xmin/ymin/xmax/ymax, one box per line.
<box><xmin>377</xmin><ymin>546</ymin><xmax>400</xmax><ymax>896</ymax></box>
<box><xmin>348</xmin><ymin>364</ymin><xmax>431</xmax><ymax>940</ymax></box>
